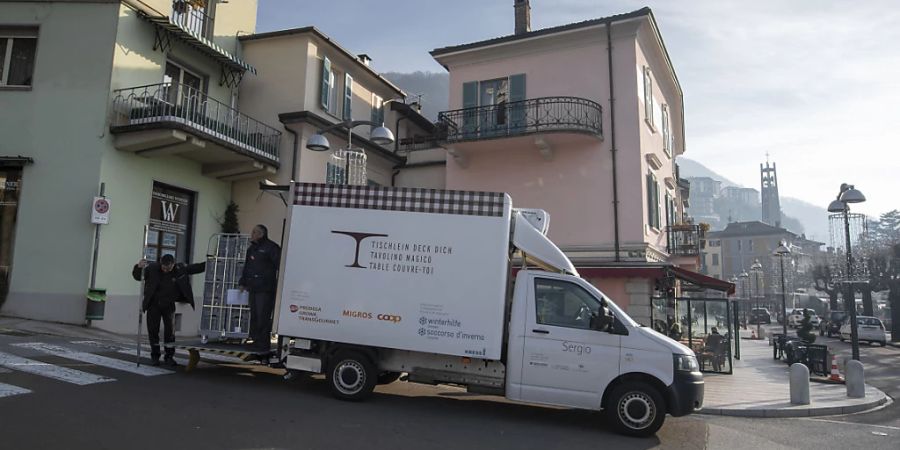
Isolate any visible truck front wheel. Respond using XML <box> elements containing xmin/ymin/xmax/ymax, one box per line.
<box><xmin>604</xmin><ymin>382</ymin><xmax>666</xmax><ymax>437</ymax></box>
<box><xmin>328</xmin><ymin>351</ymin><xmax>376</xmax><ymax>401</ymax></box>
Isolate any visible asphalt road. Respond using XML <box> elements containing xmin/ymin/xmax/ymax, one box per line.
<box><xmin>0</xmin><ymin>330</ymin><xmax>897</xmax><ymax>450</ymax></box>
<box><xmin>799</xmin><ymin>326</ymin><xmax>900</xmax><ymax>429</ymax></box>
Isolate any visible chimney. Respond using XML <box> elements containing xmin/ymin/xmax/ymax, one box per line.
<box><xmin>514</xmin><ymin>0</ymin><xmax>531</xmax><ymax>35</ymax></box>
<box><xmin>358</xmin><ymin>54</ymin><xmax>372</xmax><ymax>66</ymax></box>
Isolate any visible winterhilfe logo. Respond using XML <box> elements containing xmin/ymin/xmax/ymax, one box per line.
<box><xmin>332</xmin><ymin>230</ymin><xmax>388</xmax><ymax>268</ymax></box>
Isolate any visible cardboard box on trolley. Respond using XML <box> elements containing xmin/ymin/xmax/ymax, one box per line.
<box><xmin>274</xmin><ymin>183</ymin><xmax>512</xmax><ymax>360</ymax></box>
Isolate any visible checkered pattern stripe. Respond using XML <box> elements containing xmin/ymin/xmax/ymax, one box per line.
<box><xmin>293</xmin><ymin>183</ymin><xmax>506</xmax><ymax>217</ymax></box>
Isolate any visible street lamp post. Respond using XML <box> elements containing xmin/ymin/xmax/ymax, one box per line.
<box><xmin>305</xmin><ymin>119</ymin><xmax>396</xmax><ymax>185</ymax></box>
<box><xmin>774</xmin><ymin>241</ymin><xmax>792</xmax><ymax>337</ymax></box>
<box><xmin>730</xmin><ymin>275</ymin><xmax>741</xmax><ymax>359</ymax></box>
<box><xmin>827</xmin><ymin>183</ymin><xmax>866</xmax><ymax>361</ymax></box>
<box><xmin>751</xmin><ymin>259</ymin><xmax>763</xmax><ymax>339</ymax></box>
<box><xmin>739</xmin><ymin>271</ymin><xmax>749</xmax><ymax>329</ymax></box>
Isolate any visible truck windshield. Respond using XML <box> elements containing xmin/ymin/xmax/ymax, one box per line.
<box><xmin>533</xmin><ymin>277</ymin><xmax>638</xmax><ymax>329</ymax></box>
<box><xmin>534</xmin><ymin>278</ymin><xmax>602</xmax><ymax>330</ymax></box>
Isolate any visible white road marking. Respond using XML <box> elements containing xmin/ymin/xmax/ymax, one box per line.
<box><xmin>0</xmin><ymin>351</ymin><xmax>114</xmax><ymax>385</ymax></box>
<box><xmin>798</xmin><ymin>418</ymin><xmax>900</xmax><ymax>432</ymax></box>
<box><xmin>12</xmin><ymin>343</ymin><xmax>172</xmax><ymax>377</ymax></box>
<box><xmin>0</xmin><ymin>382</ymin><xmax>31</xmax><ymax>398</ymax></box>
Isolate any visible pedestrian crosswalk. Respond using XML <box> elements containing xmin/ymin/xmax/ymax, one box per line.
<box><xmin>0</xmin><ymin>350</ymin><xmax>116</xmax><ymax>385</ymax></box>
<box><xmin>0</xmin><ymin>340</ymin><xmax>181</xmax><ymax>400</ymax></box>
<box><xmin>0</xmin><ymin>381</ymin><xmax>31</xmax><ymax>398</ymax></box>
<box><xmin>11</xmin><ymin>342</ymin><xmax>173</xmax><ymax>377</ymax></box>
<box><xmin>0</xmin><ymin>338</ymin><xmax>258</xmax><ymax>401</ymax></box>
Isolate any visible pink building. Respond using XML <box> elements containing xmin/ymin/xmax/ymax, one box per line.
<box><xmin>430</xmin><ymin>3</ymin><xmax>732</xmax><ymax>325</ymax></box>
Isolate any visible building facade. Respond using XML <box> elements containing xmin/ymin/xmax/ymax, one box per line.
<box><xmin>429</xmin><ymin>4</ymin><xmax>730</xmax><ymax>325</ymax></box>
<box><xmin>0</xmin><ymin>0</ymin><xmax>277</xmax><ymax>334</ymax></box>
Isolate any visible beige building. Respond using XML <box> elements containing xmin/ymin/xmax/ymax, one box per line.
<box><xmin>231</xmin><ymin>27</ymin><xmax>439</xmax><ymax>241</ymax></box>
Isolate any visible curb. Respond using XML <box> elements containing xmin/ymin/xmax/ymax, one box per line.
<box><xmin>698</xmin><ymin>391</ymin><xmax>889</xmax><ymax>418</ymax></box>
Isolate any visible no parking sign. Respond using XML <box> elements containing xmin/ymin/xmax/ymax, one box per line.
<box><xmin>91</xmin><ymin>196</ymin><xmax>110</xmax><ymax>224</ymax></box>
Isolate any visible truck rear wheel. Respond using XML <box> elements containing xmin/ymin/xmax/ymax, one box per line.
<box><xmin>328</xmin><ymin>351</ymin><xmax>376</xmax><ymax>401</ymax></box>
<box><xmin>604</xmin><ymin>382</ymin><xmax>666</xmax><ymax>437</ymax></box>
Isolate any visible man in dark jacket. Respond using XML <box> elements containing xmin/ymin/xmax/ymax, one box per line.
<box><xmin>240</xmin><ymin>224</ymin><xmax>281</xmax><ymax>352</ymax></box>
<box><xmin>132</xmin><ymin>254</ymin><xmax>206</xmax><ymax>366</ymax></box>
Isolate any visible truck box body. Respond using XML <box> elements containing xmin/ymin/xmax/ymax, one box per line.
<box><xmin>276</xmin><ymin>183</ymin><xmax>512</xmax><ymax>360</ymax></box>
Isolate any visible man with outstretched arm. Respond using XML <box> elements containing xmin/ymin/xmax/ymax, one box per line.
<box><xmin>132</xmin><ymin>254</ymin><xmax>206</xmax><ymax>366</ymax></box>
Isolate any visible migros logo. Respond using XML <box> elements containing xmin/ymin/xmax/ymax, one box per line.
<box><xmin>341</xmin><ymin>310</ymin><xmax>402</xmax><ymax>324</ymax></box>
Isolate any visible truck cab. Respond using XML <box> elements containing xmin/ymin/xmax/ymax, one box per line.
<box><xmin>502</xmin><ymin>269</ymin><xmax>703</xmax><ymax>435</ymax></box>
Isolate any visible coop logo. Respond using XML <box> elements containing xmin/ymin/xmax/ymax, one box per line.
<box><xmin>289</xmin><ymin>305</ymin><xmax>299</xmax><ymax>313</ymax></box>
<box><xmin>331</xmin><ymin>231</ymin><xmax>389</xmax><ymax>268</ymax></box>
<box><xmin>377</xmin><ymin>314</ymin><xmax>402</xmax><ymax>324</ymax></box>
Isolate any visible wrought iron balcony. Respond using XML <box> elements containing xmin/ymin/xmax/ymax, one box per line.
<box><xmin>110</xmin><ymin>82</ymin><xmax>280</xmax><ymax>165</ymax></box>
<box><xmin>437</xmin><ymin>96</ymin><xmax>602</xmax><ymax>143</ymax></box>
<box><xmin>171</xmin><ymin>0</ymin><xmax>214</xmax><ymax>39</ymax></box>
<box><xmin>667</xmin><ymin>224</ymin><xmax>703</xmax><ymax>257</ymax></box>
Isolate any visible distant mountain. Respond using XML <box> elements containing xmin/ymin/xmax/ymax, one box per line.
<box><xmin>676</xmin><ymin>157</ymin><xmax>741</xmax><ymax>188</ymax></box>
<box><xmin>678</xmin><ymin>157</ymin><xmax>830</xmax><ymax>242</ymax></box>
<box><xmin>382</xmin><ymin>71</ymin><xmax>448</xmax><ymax>121</ymax></box>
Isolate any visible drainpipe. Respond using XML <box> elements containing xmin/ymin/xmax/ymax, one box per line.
<box><xmin>395</xmin><ymin>115</ymin><xmax>407</xmax><ymax>153</ymax></box>
<box><xmin>607</xmin><ymin>22</ymin><xmax>621</xmax><ymax>262</ymax></box>
<box><xmin>391</xmin><ymin>166</ymin><xmax>401</xmax><ymax>187</ymax></box>
<box><xmin>281</xmin><ymin>123</ymin><xmax>299</xmax><ymax>182</ymax></box>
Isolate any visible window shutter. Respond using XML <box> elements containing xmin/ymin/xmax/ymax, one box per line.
<box><xmin>462</xmin><ymin>81</ymin><xmax>478</xmax><ymax>137</ymax></box>
<box><xmin>320</xmin><ymin>57</ymin><xmax>331</xmax><ymax>109</ymax></box>
<box><xmin>653</xmin><ymin>180</ymin><xmax>660</xmax><ymax>228</ymax></box>
<box><xmin>643</xmin><ymin>67</ymin><xmax>653</xmax><ymax>127</ymax></box>
<box><xmin>509</xmin><ymin>73</ymin><xmax>526</xmax><ymax>129</ymax></box>
<box><xmin>647</xmin><ymin>174</ymin><xmax>653</xmax><ymax>228</ymax></box>
<box><xmin>662</xmin><ymin>105</ymin><xmax>670</xmax><ymax>154</ymax></box>
<box><xmin>370</xmin><ymin>94</ymin><xmax>383</xmax><ymax>125</ymax></box>
<box><xmin>343</xmin><ymin>73</ymin><xmax>353</xmax><ymax>120</ymax></box>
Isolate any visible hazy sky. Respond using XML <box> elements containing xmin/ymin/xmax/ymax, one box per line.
<box><xmin>256</xmin><ymin>0</ymin><xmax>898</xmax><ymax>217</ymax></box>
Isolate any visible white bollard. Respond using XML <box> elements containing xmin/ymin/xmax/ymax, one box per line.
<box><xmin>790</xmin><ymin>363</ymin><xmax>810</xmax><ymax>405</ymax></box>
<box><xmin>845</xmin><ymin>360</ymin><xmax>866</xmax><ymax>398</ymax></box>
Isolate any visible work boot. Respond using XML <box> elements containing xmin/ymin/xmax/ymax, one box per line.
<box><xmin>163</xmin><ymin>356</ymin><xmax>178</xmax><ymax>367</ymax></box>
<box><xmin>150</xmin><ymin>357</ymin><xmax>161</xmax><ymax>366</ymax></box>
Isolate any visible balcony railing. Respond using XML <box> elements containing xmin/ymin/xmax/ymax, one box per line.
<box><xmin>111</xmin><ymin>82</ymin><xmax>280</xmax><ymax>162</ymax></box>
<box><xmin>437</xmin><ymin>96</ymin><xmax>602</xmax><ymax>143</ymax></box>
<box><xmin>171</xmin><ymin>1</ymin><xmax>214</xmax><ymax>39</ymax></box>
<box><xmin>667</xmin><ymin>224</ymin><xmax>703</xmax><ymax>257</ymax></box>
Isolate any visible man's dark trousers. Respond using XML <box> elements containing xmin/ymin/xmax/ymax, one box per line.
<box><xmin>146</xmin><ymin>302</ymin><xmax>176</xmax><ymax>359</ymax></box>
<box><xmin>249</xmin><ymin>290</ymin><xmax>274</xmax><ymax>350</ymax></box>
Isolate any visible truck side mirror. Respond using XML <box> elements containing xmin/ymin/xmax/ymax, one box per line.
<box><xmin>590</xmin><ymin>306</ymin><xmax>614</xmax><ymax>332</ymax></box>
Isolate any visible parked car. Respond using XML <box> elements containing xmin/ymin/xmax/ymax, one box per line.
<box><xmin>819</xmin><ymin>310</ymin><xmax>848</xmax><ymax>337</ymax></box>
<box><xmin>839</xmin><ymin>316</ymin><xmax>887</xmax><ymax>346</ymax></box>
<box><xmin>787</xmin><ymin>308</ymin><xmax>820</xmax><ymax>328</ymax></box>
<box><xmin>749</xmin><ymin>308</ymin><xmax>771</xmax><ymax>324</ymax></box>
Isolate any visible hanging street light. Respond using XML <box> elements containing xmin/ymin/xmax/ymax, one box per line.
<box><xmin>827</xmin><ymin>183</ymin><xmax>866</xmax><ymax>360</ymax></box>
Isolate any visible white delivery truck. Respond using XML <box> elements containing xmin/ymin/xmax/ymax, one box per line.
<box><xmin>273</xmin><ymin>183</ymin><xmax>703</xmax><ymax>437</ymax></box>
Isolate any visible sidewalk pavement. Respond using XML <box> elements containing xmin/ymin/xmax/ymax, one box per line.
<box><xmin>700</xmin><ymin>338</ymin><xmax>890</xmax><ymax>417</ymax></box>
<box><xmin>0</xmin><ymin>316</ymin><xmax>138</xmax><ymax>344</ymax></box>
